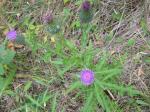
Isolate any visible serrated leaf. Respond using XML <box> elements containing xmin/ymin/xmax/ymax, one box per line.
<box><xmin>102</xmin><ymin>70</ymin><xmax>121</xmax><ymax>81</ymax></box>
<box><xmin>94</xmin><ymin>84</ymin><xmax>111</xmax><ymax>112</ymax></box>
<box><xmin>96</xmin><ymin>69</ymin><xmax>122</xmax><ymax>81</ymax></box>
<box><xmin>96</xmin><ymin>57</ymin><xmax>106</xmax><ymax>70</ymax></box>
<box><xmin>82</xmin><ymin>92</ymin><xmax>94</xmax><ymax>112</ymax></box>
<box><xmin>97</xmin><ymin>81</ymin><xmax>140</xmax><ymax>96</ymax></box>
<box><xmin>2</xmin><ymin>50</ymin><xmax>15</xmax><ymax>64</ymax></box>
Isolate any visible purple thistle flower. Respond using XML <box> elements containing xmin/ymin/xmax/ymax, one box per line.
<box><xmin>42</xmin><ymin>12</ymin><xmax>53</xmax><ymax>24</ymax></box>
<box><xmin>6</xmin><ymin>29</ymin><xmax>17</xmax><ymax>41</ymax></box>
<box><xmin>80</xmin><ymin>69</ymin><xmax>95</xmax><ymax>86</ymax></box>
<box><xmin>82</xmin><ymin>1</ymin><xmax>91</xmax><ymax>11</ymax></box>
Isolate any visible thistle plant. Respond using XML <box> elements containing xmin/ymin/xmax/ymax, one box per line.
<box><xmin>78</xmin><ymin>1</ymin><xmax>94</xmax><ymax>48</ymax></box>
<box><xmin>66</xmin><ymin>49</ymin><xmax>140</xmax><ymax>112</ymax></box>
<box><xmin>47</xmin><ymin>20</ymin><xmax>61</xmax><ymax>35</ymax></box>
<box><xmin>0</xmin><ymin>44</ymin><xmax>16</xmax><ymax>98</ymax></box>
<box><xmin>42</xmin><ymin>11</ymin><xmax>53</xmax><ymax>24</ymax></box>
<box><xmin>28</xmin><ymin>2</ymin><xmax>141</xmax><ymax>111</ymax></box>
<box><xmin>42</xmin><ymin>11</ymin><xmax>61</xmax><ymax>35</ymax></box>
<box><xmin>6</xmin><ymin>29</ymin><xmax>25</xmax><ymax>45</ymax></box>
<box><xmin>79</xmin><ymin>1</ymin><xmax>93</xmax><ymax>23</ymax></box>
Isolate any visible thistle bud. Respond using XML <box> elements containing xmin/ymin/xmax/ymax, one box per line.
<box><xmin>42</xmin><ymin>11</ymin><xmax>53</xmax><ymax>24</ymax></box>
<box><xmin>79</xmin><ymin>1</ymin><xmax>93</xmax><ymax>23</ymax></box>
<box><xmin>15</xmin><ymin>34</ymin><xmax>26</xmax><ymax>45</ymax></box>
<box><xmin>82</xmin><ymin>1</ymin><xmax>91</xmax><ymax>11</ymax></box>
<box><xmin>46</xmin><ymin>15</ymin><xmax>61</xmax><ymax>34</ymax></box>
<box><xmin>42</xmin><ymin>11</ymin><xmax>61</xmax><ymax>34</ymax></box>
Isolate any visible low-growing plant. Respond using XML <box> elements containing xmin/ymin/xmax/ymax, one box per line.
<box><xmin>0</xmin><ymin>41</ymin><xmax>16</xmax><ymax>97</ymax></box>
<box><xmin>0</xmin><ymin>0</ymin><xmax>147</xmax><ymax>112</ymax></box>
<box><xmin>66</xmin><ymin>50</ymin><xmax>140</xmax><ymax>112</ymax></box>
<box><xmin>37</xmin><ymin>1</ymin><xmax>141</xmax><ymax>111</ymax></box>
<box><xmin>0</xmin><ymin>45</ymin><xmax>15</xmax><ymax>75</ymax></box>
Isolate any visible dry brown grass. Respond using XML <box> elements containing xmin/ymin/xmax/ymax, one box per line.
<box><xmin>0</xmin><ymin>0</ymin><xmax>149</xmax><ymax>111</ymax></box>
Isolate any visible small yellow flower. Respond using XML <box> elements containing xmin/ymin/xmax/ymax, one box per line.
<box><xmin>51</xmin><ymin>36</ymin><xmax>55</xmax><ymax>43</ymax></box>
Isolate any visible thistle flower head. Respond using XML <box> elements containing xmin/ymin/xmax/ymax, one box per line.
<box><xmin>82</xmin><ymin>1</ymin><xmax>91</xmax><ymax>11</ymax></box>
<box><xmin>47</xmin><ymin>17</ymin><xmax>61</xmax><ymax>34</ymax></box>
<box><xmin>79</xmin><ymin>1</ymin><xmax>93</xmax><ymax>23</ymax></box>
<box><xmin>6</xmin><ymin>29</ymin><xmax>17</xmax><ymax>41</ymax></box>
<box><xmin>80</xmin><ymin>69</ymin><xmax>94</xmax><ymax>86</ymax></box>
<box><xmin>42</xmin><ymin>11</ymin><xmax>53</xmax><ymax>24</ymax></box>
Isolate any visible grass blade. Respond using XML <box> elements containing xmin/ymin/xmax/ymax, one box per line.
<box><xmin>51</xmin><ymin>93</ymin><xmax>58</xmax><ymax>112</ymax></box>
<box><xmin>66</xmin><ymin>81</ymin><xmax>82</xmax><ymax>94</ymax></box>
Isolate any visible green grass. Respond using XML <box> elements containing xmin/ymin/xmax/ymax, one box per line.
<box><xmin>0</xmin><ymin>0</ymin><xmax>150</xmax><ymax>112</ymax></box>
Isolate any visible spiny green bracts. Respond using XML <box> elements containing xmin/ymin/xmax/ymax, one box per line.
<box><xmin>79</xmin><ymin>1</ymin><xmax>93</xmax><ymax>23</ymax></box>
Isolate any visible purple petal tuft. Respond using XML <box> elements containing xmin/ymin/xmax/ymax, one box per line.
<box><xmin>82</xmin><ymin>1</ymin><xmax>91</xmax><ymax>11</ymax></box>
<box><xmin>42</xmin><ymin>12</ymin><xmax>53</xmax><ymax>24</ymax></box>
<box><xmin>6</xmin><ymin>30</ymin><xmax>17</xmax><ymax>41</ymax></box>
<box><xmin>80</xmin><ymin>69</ymin><xmax>94</xmax><ymax>86</ymax></box>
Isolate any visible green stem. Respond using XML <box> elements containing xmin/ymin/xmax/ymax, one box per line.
<box><xmin>81</xmin><ymin>24</ymin><xmax>88</xmax><ymax>48</ymax></box>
